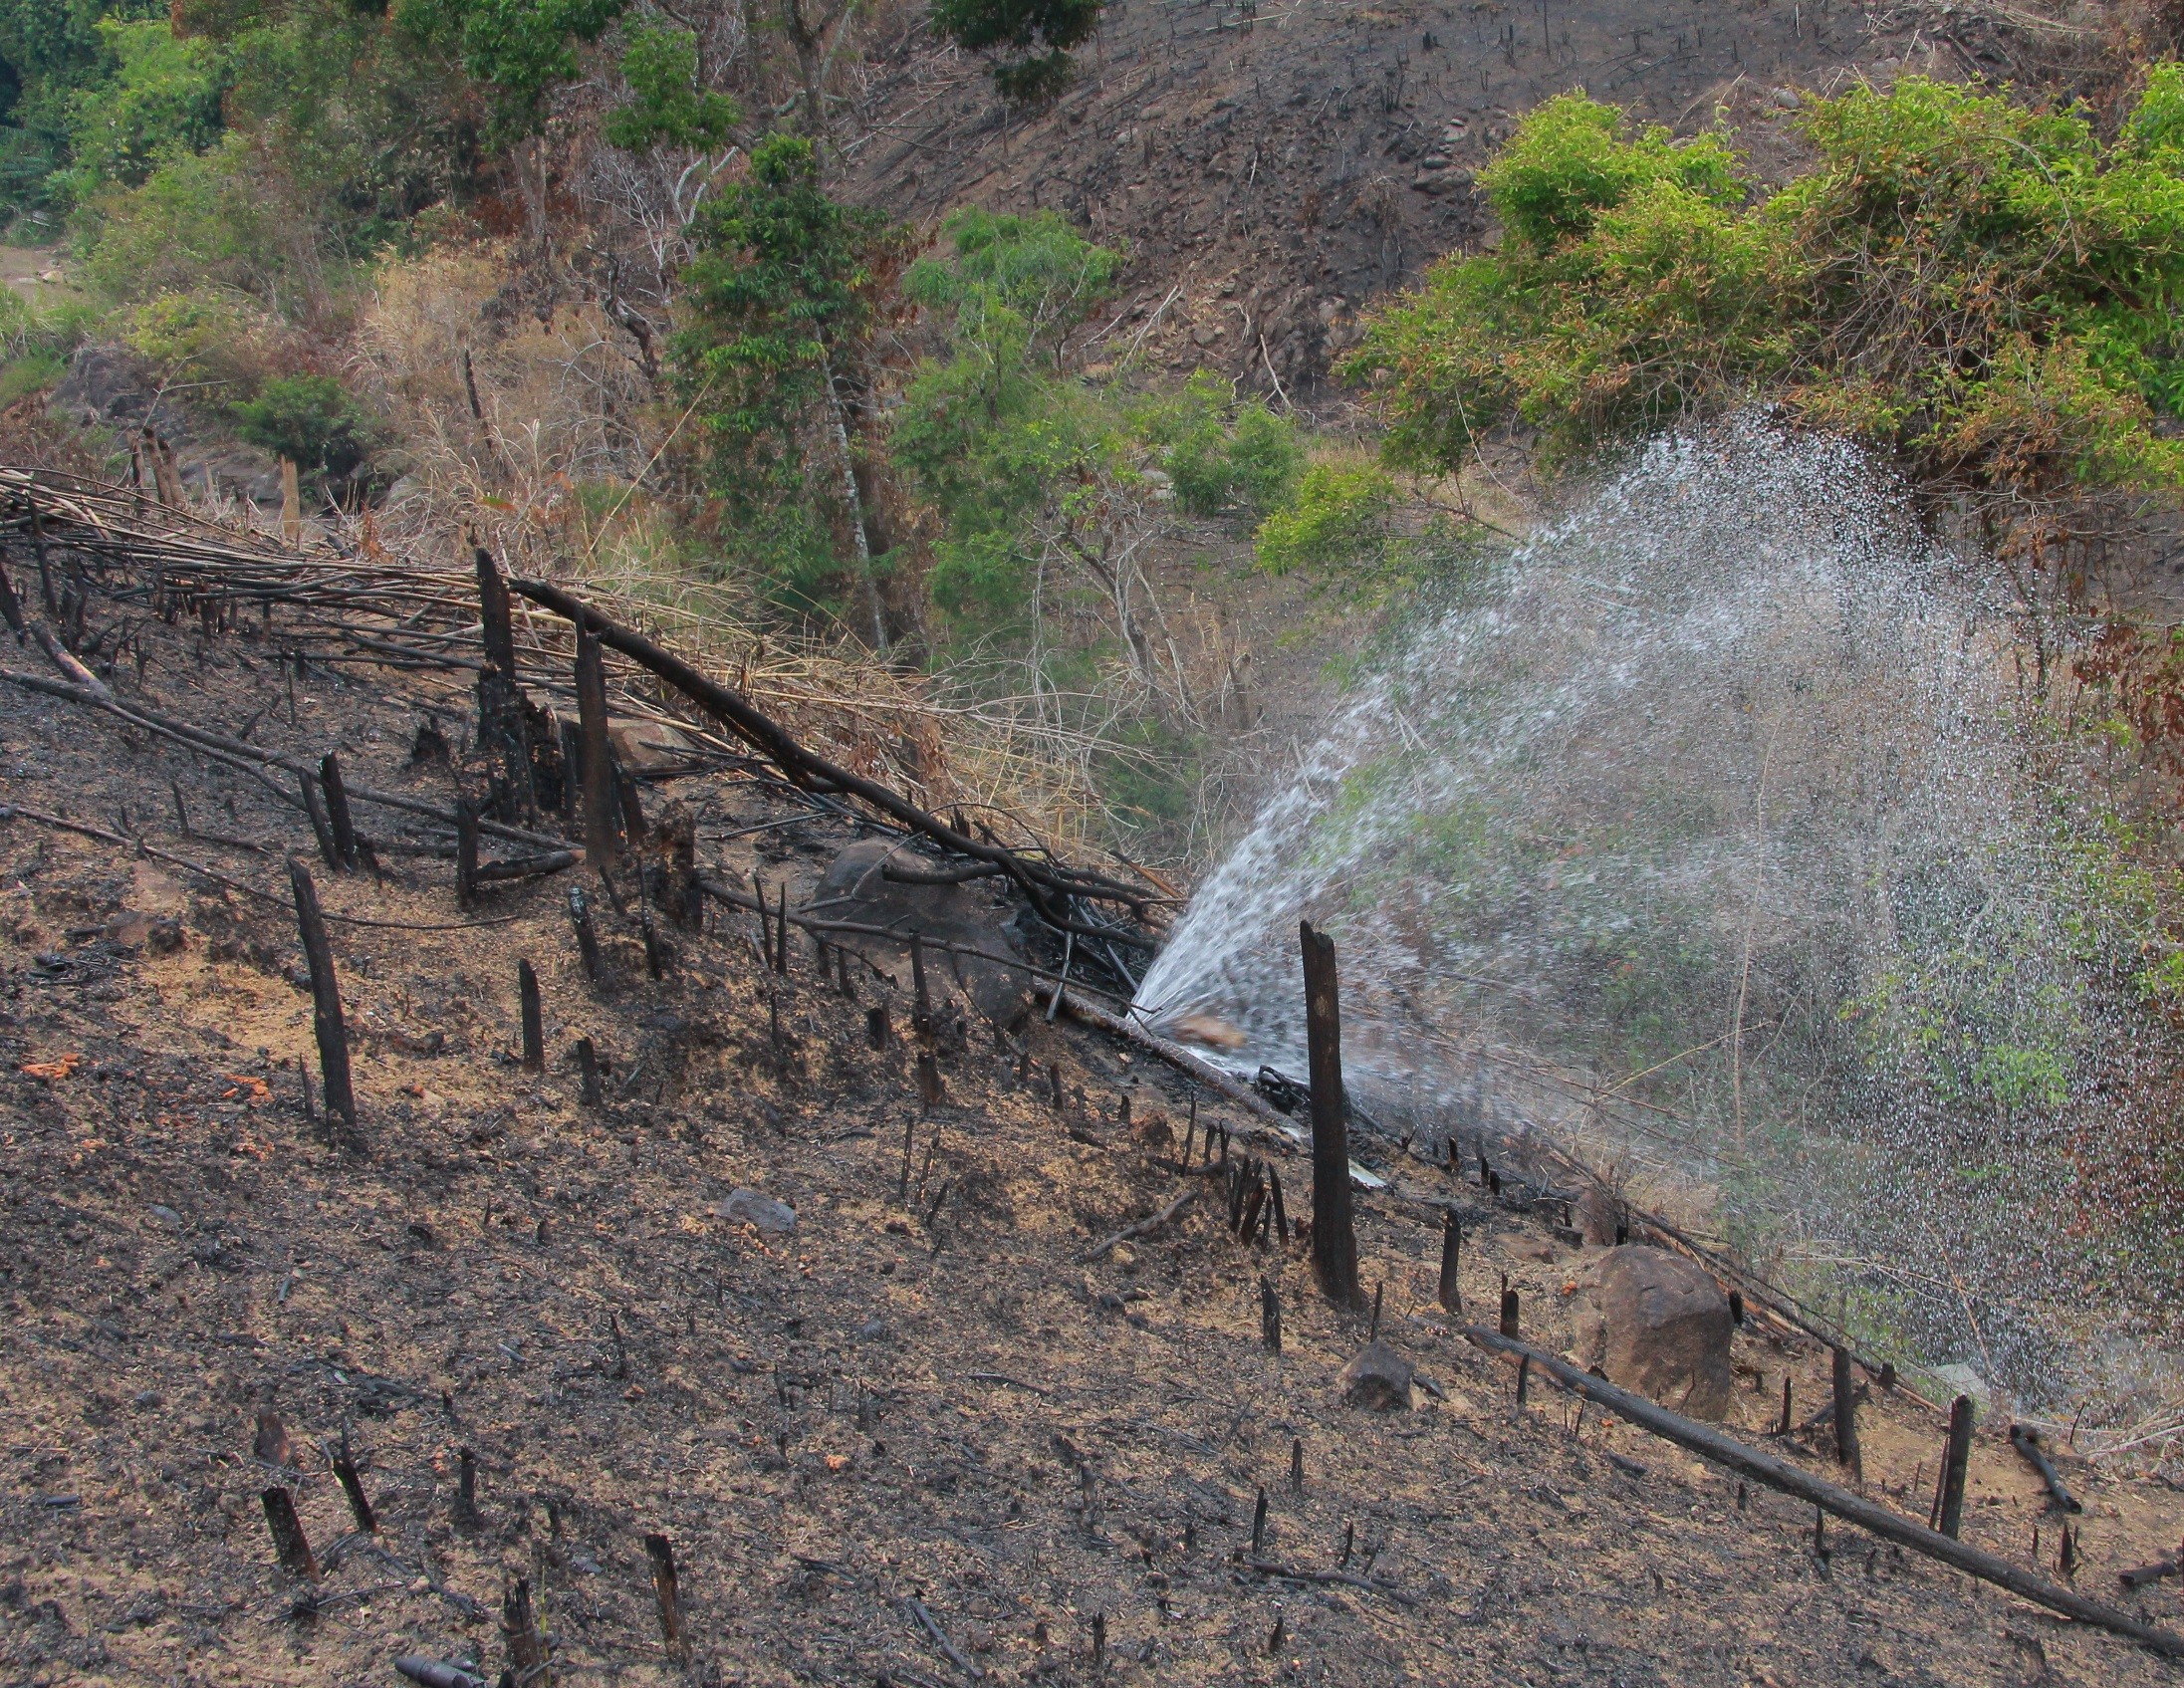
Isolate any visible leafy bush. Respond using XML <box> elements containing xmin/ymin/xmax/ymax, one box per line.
<box><xmin>230</xmin><ymin>373</ymin><xmax>377</xmax><ymax>473</ymax></box>
<box><xmin>121</xmin><ymin>288</ymin><xmax>285</xmax><ymax>396</ymax></box>
<box><xmin>1253</xmin><ymin>462</ymin><xmax>1396</xmax><ymax>576</ymax></box>
<box><xmin>392</xmin><ymin>0</ymin><xmax>627</xmax><ymax>135</ymax></box>
<box><xmin>1352</xmin><ymin>72</ymin><xmax>2184</xmax><ymax>497</ymax></box>
<box><xmin>1150</xmin><ymin>371</ymin><xmax>1302</xmax><ymax>517</ymax></box>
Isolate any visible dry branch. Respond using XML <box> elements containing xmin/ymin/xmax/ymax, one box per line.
<box><xmin>1464</xmin><ymin>1326</ymin><xmax>2184</xmax><ymax>1659</ymax></box>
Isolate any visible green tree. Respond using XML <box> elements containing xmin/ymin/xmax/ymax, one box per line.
<box><xmin>392</xmin><ymin>0</ymin><xmax>626</xmax><ymax>134</ymax></box>
<box><xmin>231</xmin><ymin>372</ymin><xmax>379</xmax><ymax>474</ymax></box>
<box><xmin>0</xmin><ymin>0</ymin><xmax>166</xmax><ymax>220</ymax></box>
<box><xmin>605</xmin><ymin>26</ymin><xmax>736</xmax><ymax>153</ymax></box>
<box><xmin>930</xmin><ymin>0</ymin><xmax>1103</xmax><ymax>102</ymax></box>
<box><xmin>64</xmin><ymin>19</ymin><xmax>227</xmax><ymax>193</ymax></box>
<box><xmin>675</xmin><ymin>131</ymin><xmax>900</xmax><ymax>620</ymax></box>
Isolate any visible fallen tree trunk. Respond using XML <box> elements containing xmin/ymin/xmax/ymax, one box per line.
<box><xmin>1463</xmin><ymin>1326</ymin><xmax>2184</xmax><ymax>1660</ymax></box>
<box><xmin>507</xmin><ymin>578</ymin><xmax>1164</xmax><ymax>937</ymax></box>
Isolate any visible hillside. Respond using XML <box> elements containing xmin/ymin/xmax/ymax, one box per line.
<box><xmin>834</xmin><ymin>0</ymin><xmax>2082</xmax><ymax>394</ymax></box>
<box><xmin>1</xmin><ymin>478</ymin><xmax>2183</xmax><ymax>1688</ymax></box>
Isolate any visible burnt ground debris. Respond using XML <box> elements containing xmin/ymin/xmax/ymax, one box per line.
<box><xmin>1</xmin><ymin>492</ymin><xmax>2184</xmax><ymax>1687</ymax></box>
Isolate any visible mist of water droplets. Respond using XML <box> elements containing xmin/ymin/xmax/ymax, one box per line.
<box><xmin>1137</xmin><ymin>421</ymin><xmax>2175</xmax><ymax>1413</ymax></box>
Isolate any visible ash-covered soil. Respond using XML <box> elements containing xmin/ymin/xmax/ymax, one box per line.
<box><xmin>2</xmin><ymin>583</ymin><xmax>2183</xmax><ymax>1688</ymax></box>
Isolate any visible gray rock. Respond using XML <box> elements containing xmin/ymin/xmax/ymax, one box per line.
<box><xmin>814</xmin><ymin>837</ymin><xmax>1034</xmax><ymax>1028</ymax></box>
<box><xmin>1336</xmin><ymin>1340</ymin><xmax>1417</xmax><ymax>1411</ymax></box>
<box><xmin>1571</xmin><ymin>1245</ymin><xmax>1734</xmax><ymax>1420</ymax></box>
<box><xmin>717</xmin><ymin>1188</ymin><xmax>797</xmax><ymax>1233</ymax></box>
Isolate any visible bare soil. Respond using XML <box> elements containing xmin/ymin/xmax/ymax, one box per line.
<box><xmin>1</xmin><ymin>540</ymin><xmax>2182</xmax><ymax>1688</ymax></box>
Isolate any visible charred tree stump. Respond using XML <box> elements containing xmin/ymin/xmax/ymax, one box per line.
<box><xmin>1934</xmin><ymin>1394</ymin><xmax>1975</xmax><ymax>1540</ymax></box>
<box><xmin>501</xmin><ymin>1575</ymin><xmax>549</xmax><ymax>1685</ymax></box>
<box><xmin>568</xmin><ymin>885</ymin><xmax>604</xmax><ymax>985</ymax></box>
<box><xmin>1438</xmin><ymin>1211</ymin><xmax>1463</xmax><ymax>1313</ymax></box>
<box><xmin>298</xmin><ymin>768</ymin><xmax>341</xmax><ymax>869</ymax></box>
<box><xmin>576</xmin><ymin>1037</ymin><xmax>603</xmax><ymax>1107</ymax></box>
<box><xmin>455</xmin><ymin>799</ymin><xmax>480</xmax><ymax>906</ymax></box>
<box><xmin>575</xmin><ymin>623</ymin><xmax>617</xmax><ymax>876</ymax></box>
<box><xmin>1499</xmin><ymin>1286</ymin><xmax>1520</xmax><ymax>1339</ymax></box>
<box><xmin>1832</xmin><ymin>1346</ymin><xmax>1862</xmax><ymax>1480</ymax></box>
<box><xmin>518</xmin><ymin>959</ymin><xmax>544</xmax><ymax>1070</ymax></box>
<box><xmin>1261</xmin><ymin>1276</ymin><xmax>1282</xmax><ymax>1353</ymax></box>
<box><xmin>867</xmin><ymin>1004</ymin><xmax>889</xmax><ymax>1049</ymax></box>
<box><xmin>1300</xmin><ymin>920</ymin><xmax>1359</xmax><ymax>1308</ymax></box>
<box><xmin>332</xmin><ymin>1438</ymin><xmax>376</xmax><ymax>1534</ymax></box>
<box><xmin>289</xmin><ymin>858</ymin><xmax>357</xmax><ymax>1142</ymax></box>
<box><xmin>644</xmin><ymin>1533</ymin><xmax>687</xmax><ymax>1660</ymax></box>
<box><xmin>261</xmin><ymin>1487</ymin><xmax>319</xmax><ymax>1580</ymax></box>
<box><xmin>321</xmin><ymin>752</ymin><xmax>360</xmax><ymax>869</ymax></box>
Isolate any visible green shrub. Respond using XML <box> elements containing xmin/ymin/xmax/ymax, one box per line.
<box><xmin>1145</xmin><ymin>370</ymin><xmax>1302</xmax><ymax>517</ymax></box>
<box><xmin>930</xmin><ymin>0</ymin><xmax>1102</xmax><ymax>103</ymax></box>
<box><xmin>121</xmin><ymin>288</ymin><xmax>279</xmax><ymax>396</ymax></box>
<box><xmin>1253</xmin><ymin>462</ymin><xmax>1396</xmax><ymax>576</ymax></box>
<box><xmin>230</xmin><ymin>373</ymin><xmax>377</xmax><ymax>474</ymax></box>
<box><xmin>1352</xmin><ymin>71</ymin><xmax>2184</xmax><ymax>497</ymax></box>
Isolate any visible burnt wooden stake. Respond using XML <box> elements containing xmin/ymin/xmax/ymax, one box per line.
<box><xmin>1299</xmin><ymin>920</ymin><xmax>1359</xmax><ymax>1308</ymax></box>
<box><xmin>476</xmin><ymin>545</ymin><xmax>518</xmax><ymax>682</ymax></box>
<box><xmin>260</xmin><ymin>1486</ymin><xmax>319</xmax><ymax>1580</ymax></box>
<box><xmin>1291</xmin><ymin>1437</ymin><xmax>1304</xmax><ymax>1492</ymax></box>
<box><xmin>1091</xmin><ymin>1611</ymin><xmax>1105</xmax><ymax>1667</ymax></box>
<box><xmin>332</xmin><ymin>1434</ymin><xmax>375</xmax><ymax>1534</ymax></box>
<box><xmin>1238</xmin><ymin>1180</ymin><xmax>1267</xmax><ymax>1245</ymax></box>
<box><xmin>1261</xmin><ymin>1276</ymin><xmax>1282</xmax><ymax>1353</ymax></box>
<box><xmin>0</xmin><ymin>555</ymin><xmax>23</xmax><ymax>639</ymax></box>
<box><xmin>320</xmin><ymin>752</ymin><xmax>359</xmax><ymax>868</ymax></box>
<box><xmin>1831</xmin><ymin>1346</ymin><xmax>1861</xmax><ymax>1480</ymax></box>
<box><xmin>575</xmin><ymin>621</ymin><xmax>617</xmax><ymax>876</ymax></box>
<box><xmin>643</xmin><ymin>1533</ymin><xmax>686</xmax><ymax>1658</ymax></box>
<box><xmin>1182</xmin><ymin>1096</ymin><xmax>1197</xmax><ymax>1164</ymax></box>
<box><xmin>1517</xmin><ymin>1352</ymin><xmax>1531</xmax><ymax>1405</ymax></box>
<box><xmin>1048</xmin><ymin>1062</ymin><xmax>1064</xmax><ymax>1111</ymax></box>
<box><xmin>1252</xmin><ymin>1487</ymin><xmax>1269</xmax><ymax>1558</ymax></box>
<box><xmin>615</xmin><ymin>763</ymin><xmax>648</xmax><ymax>846</ymax></box>
<box><xmin>298</xmin><ymin>768</ymin><xmax>342</xmax><ymax>868</ymax></box>
<box><xmin>502</xmin><ymin>1575</ymin><xmax>548</xmax><ymax>1684</ymax></box>
<box><xmin>837</xmin><ymin>943</ymin><xmax>854</xmax><ymax>998</ymax></box>
<box><xmin>1369</xmin><ymin>1282</ymin><xmax>1384</xmax><ymax>1342</ymax></box>
<box><xmin>1339</xmin><ymin>1522</ymin><xmax>1354</xmax><ymax>1566</ymax></box>
<box><xmin>568</xmin><ymin>885</ymin><xmax>604</xmax><ymax>983</ymax></box>
<box><xmin>1268</xmin><ymin>1164</ymin><xmax>1289</xmax><ymax>1243</ymax></box>
<box><xmin>1934</xmin><ymin>1394</ymin><xmax>1975</xmax><ymax>1540</ymax></box>
<box><xmin>911</xmin><ymin>933</ymin><xmax>931</xmax><ymax>1031</ymax></box>
<box><xmin>1437</xmin><ymin>1210</ymin><xmax>1462</xmax><ymax>1313</ymax></box>
<box><xmin>289</xmin><ymin>858</ymin><xmax>357</xmax><ymax>1141</ymax></box>
<box><xmin>916</xmin><ymin>1051</ymin><xmax>943</xmax><ymax>1108</ymax></box>
<box><xmin>775</xmin><ymin>880</ymin><xmax>790</xmax><ymax>976</ymax></box>
<box><xmin>518</xmin><ymin>960</ymin><xmax>544</xmax><ymax>1070</ymax></box>
<box><xmin>453</xmin><ymin>1446</ymin><xmax>481</xmax><ymax>1532</ymax></box>
<box><xmin>899</xmin><ymin>1116</ymin><xmax>915</xmax><ymax>1203</ymax></box>
<box><xmin>576</xmin><ymin>1037</ymin><xmax>603</xmax><ymax>1107</ymax></box>
<box><xmin>454</xmin><ymin>798</ymin><xmax>479</xmax><ymax>905</ymax></box>
<box><xmin>867</xmin><ymin>1004</ymin><xmax>889</xmax><ymax>1049</ymax></box>
<box><xmin>1499</xmin><ymin>1286</ymin><xmax>1520</xmax><ymax>1339</ymax></box>
<box><xmin>1780</xmin><ymin>1375</ymin><xmax>1794</xmax><ymax>1438</ymax></box>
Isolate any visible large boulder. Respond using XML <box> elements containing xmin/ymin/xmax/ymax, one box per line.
<box><xmin>1570</xmin><ymin>1245</ymin><xmax>1734</xmax><ymax>1420</ymax></box>
<box><xmin>814</xmin><ymin>838</ymin><xmax>1034</xmax><ymax>1029</ymax></box>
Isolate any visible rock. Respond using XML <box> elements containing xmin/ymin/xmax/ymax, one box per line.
<box><xmin>717</xmin><ymin>1189</ymin><xmax>797</xmax><ymax>1233</ymax></box>
<box><xmin>814</xmin><ymin>838</ymin><xmax>1034</xmax><ymax>1029</ymax></box>
<box><xmin>1337</xmin><ymin>1340</ymin><xmax>1417</xmax><ymax>1410</ymax></box>
<box><xmin>1575</xmin><ymin>1184</ymin><xmax>1621</xmax><ymax>1247</ymax></box>
<box><xmin>607</xmin><ymin>717</ymin><xmax>702</xmax><ymax>774</ymax></box>
<box><xmin>1570</xmin><ymin>1245</ymin><xmax>1734</xmax><ymax>1420</ymax></box>
<box><xmin>1929</xmin><ymin>1362</ymin><xmax>1996</xmax><ymax>1422</ymax></box>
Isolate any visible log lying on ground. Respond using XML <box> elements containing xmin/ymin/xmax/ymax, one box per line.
<box><xmin>509</xmin><ymin>578</ymin><xmax>1164</xmax><ymax>936</ymax></box>
<box><xmin>1463</xmin><ymin>1326</ymin><xmax>2184</xmax><ymax>1660</ymax></box>
<box><xmin>1077</xmin><ymin>1189</ymin><xmax>1196</xmax><ymax>1264</ymax></box>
